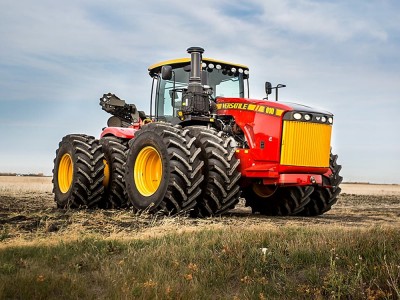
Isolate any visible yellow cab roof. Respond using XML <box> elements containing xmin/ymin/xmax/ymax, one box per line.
<box><xmin>148</xmin><ymin>57</ymin><xmax>249</xmax><ymax>75</ymax></box>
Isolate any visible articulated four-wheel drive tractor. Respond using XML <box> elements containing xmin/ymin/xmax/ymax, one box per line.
<box><xmin>53</xmin><ymin>47</ymin><xmax>342</xmax><ymax>217</ymax></box>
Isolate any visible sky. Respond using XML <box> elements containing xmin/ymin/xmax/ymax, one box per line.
<box><xmin>1</xmin><ymin>0</ymin><xmax>399</xmax><ymax>183</ymax></box>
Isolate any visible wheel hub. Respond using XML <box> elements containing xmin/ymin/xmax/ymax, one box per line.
<box><xmin>134</xmin><ymin>146</ymin><xmax>162</xmax><ymax>196</ymax></box>
<box><xmin>58</xmin><ymin>153</ymin><xmax>73</xmax><ymax>193</ymax></box>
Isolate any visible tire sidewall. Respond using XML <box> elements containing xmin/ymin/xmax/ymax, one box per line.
<box><xmin>125</xmin><ymin>131</ymin><xmax>170</xmax><ymax>210</ymax></box>
<box><xmin>53</xmin><ymin>138</ymin><xmax>77</xmax><ymax>207</ymax></box>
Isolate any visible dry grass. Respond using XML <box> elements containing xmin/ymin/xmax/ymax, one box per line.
<box><xmin>0</xmin><ymin>176</ymin><xmax>52</xmax><ymax>193</ymax></box>
<box><xmin>1</xmin><ymin>177</ymin><xmax>400</xmax><ymax>299</ymax></box>
<box><xmin>1</xmin><ymin>226</ymin><xmax>399</xmax><ymax>299</ymax></box>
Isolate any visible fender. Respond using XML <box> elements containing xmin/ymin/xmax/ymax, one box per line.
<box><xmin>100</xmin><ymin>127</ymin><xmax>137</xmax><ymax>139</ymax></box>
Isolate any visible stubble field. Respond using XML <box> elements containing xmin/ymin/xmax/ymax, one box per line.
<box><xmin>1</xmin><ymin>177</ymin><xmax>399</xmax><ymax>244</ymax></box>
<box><xmin>0</xmin><ymin>176</ymin><xmax>399</xmax><ymax>299</ymax></box>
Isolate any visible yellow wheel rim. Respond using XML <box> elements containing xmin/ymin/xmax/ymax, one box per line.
<box><xmin>58</xmin><ymin>153</ymin><xmax>73</xmax><ymax>193</ymax></box>
<box><xmin>134</xmin><ymin>146</ymin><xmax>162</xmax><ymax>196</ymax></box>
<box><xmin>103</xmin><ymin>159</ymin><xmax>110</xmax><ymax>187</ymax></box>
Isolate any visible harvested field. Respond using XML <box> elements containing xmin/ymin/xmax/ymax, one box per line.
<box><xmin>1</xmin><ymin>176</ymin><xmax>400</xmax><ymax>299</ymax></box>
<box><xmin>1</xmin><ymin>176</ymin><xmax>399</xmax><ymax>246</ymax></box>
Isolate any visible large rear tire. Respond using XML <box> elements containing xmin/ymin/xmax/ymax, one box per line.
<box><xmin>53</xmin><ymin>134</ymin><xmax>104</xmax><ymax>208</ymax></box>
<box><xmin>297</xmin><ymin>153</ymin><xmax>342</xmax><ymax>216</ymax></box>
<box><xmin>124</xmin><ymin>123</ymin><xmax>203</xmax><ymax>215</ymax></box>
<box><xmin>243</xmin><ymin>185</ymin><xmax>314</xmax><ymax>216</ymax></box>
<box><xmin>100</xmin><ymin>136</ymin><xmax>129</xmax><ymax>208</ymax></box>
<box><xmin>186</xmin><ymin>126</ymin><xmax>241</xmax><ymax>217</ymax></box>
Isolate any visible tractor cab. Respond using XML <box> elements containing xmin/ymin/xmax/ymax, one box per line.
<box><xmin>148</xmin><ymin>57</ymin><xmax>250</xmax><ymax>123</ymax></box>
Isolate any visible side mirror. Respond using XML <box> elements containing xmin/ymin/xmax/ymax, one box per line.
<box><xmin>265</xmin><ymin>81</ymin><xmax>272</xmax><ymax>95</ymax></box>
<box><xmin>161</xmin><ymin>65</ymin><xmax>173</xmax><ymax>80</ymax></box>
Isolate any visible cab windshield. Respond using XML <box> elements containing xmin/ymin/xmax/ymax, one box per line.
<box><xmin>154</xmin><ymin>65</ymin><xmax>248</xmax><ymax>121</ymax></box>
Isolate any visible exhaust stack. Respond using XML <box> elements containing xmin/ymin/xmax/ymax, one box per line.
<box><xmin>180</xmin><ymin>46</ymin><xmax>210</xmax><ymax>117</ymax></box>
<box><xmin>187</xmin><ymin>46</ymin><xmax>204</xmax><ymax>85</ymax></box>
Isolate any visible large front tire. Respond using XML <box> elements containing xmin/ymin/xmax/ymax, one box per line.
<box><xmin>186</xmin><ymin>126</ymin><xmax>241</xmax><ymax>217</ymax></box>
<box><xmin>52</xmin><ymin>134</ymin><xmax>104</xmax><ymax>208</ymax></box>
<box><xmin>297</xmin><ymin>153</ymin><xmax>342</xmax><ymax>216</ymax></box>
<box><xmin>124</xmin><ymin>123</ymin><xmax>203</xmax><ymax>215</ymax></box>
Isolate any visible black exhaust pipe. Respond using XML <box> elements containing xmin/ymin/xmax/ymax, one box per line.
<box><xmin>180</xmin><ymin>46</ymin><xmax>210</xmax><ymax>117</ymax></box>
<box><xmin>187</xmin><ymin>46</ymin><xmax>204</xmax><ymax>85</ymax></box>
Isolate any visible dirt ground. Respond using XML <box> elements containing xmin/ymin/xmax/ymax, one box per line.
<box><xmin>0</xmin><ymin>176</ymin><xmax>399</xmax><ymax>247</ymax></box>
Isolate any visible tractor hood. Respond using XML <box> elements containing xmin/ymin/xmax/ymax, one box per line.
<box><xmin>216</xmin><ymin>98</ymin><xmax>333</xmax><ymax>117</ymax></box>
<box><xmin>278</xmin><ymin>101</ymin><xmax>333</xmax><ymax>117</ymax></box>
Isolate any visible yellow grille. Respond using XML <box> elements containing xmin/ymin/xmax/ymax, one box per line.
<box><xmin>280</xmin><ymin>121</ymin><xmax>332</xmax><ymax>167</ymax></box>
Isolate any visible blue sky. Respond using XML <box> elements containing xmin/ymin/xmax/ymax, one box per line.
<box><xmin>1</xmin><ymin>0</ymin><xmax>399</xmax><ymax>183</ymax></box>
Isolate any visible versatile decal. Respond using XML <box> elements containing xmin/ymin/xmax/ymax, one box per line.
<box><xmin>216</xmin><ymin>102</ymin><xmax>284</xmax><ymax>117</ymax></box>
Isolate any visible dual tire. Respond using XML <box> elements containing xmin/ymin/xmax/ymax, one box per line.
<box><xmin>52</xmin><ymin>134</ymin><xmax>104</xmax><ymax>208</ymax></box>
<box><xmin>124</xmin><ymin>124</ymin><xmax>242</xmax><ymax>216</ymax></box>
<box><xmin>100</xmin><ymin>136</ymin><xmax>129</xmax><ymax>208</ymax></box>
<box><xmin>242</xmin><ymin>153</ymin><xmax>342</xmax><ymax>216</ymax></box>
<box><xmin>186</xmin><ymin>126</ymin><xmax>241</xmax><ymax>217</ymax></box>
<box><xmin>243</xmin><ymin>185</ymin><xmax>313</xmax><ymax>216</ymax></box>
<box><xmin>53</xmin><ymin>125</ymin><xmax>206</xmax><ymax>214</ymax></box>
<box><xmin>296</xmin><ymin>153</ymin><xmax>342</xmax><ymax>216</ymax></box>
<box><xmin>53</xmin><ymin>134</ymin><xmax>130</xmax><ymax>209</ymax></box>
<box><xmin>124</xmin><ymin>123</ymin><xmax>204</xmax><ymax>215</ymax></box>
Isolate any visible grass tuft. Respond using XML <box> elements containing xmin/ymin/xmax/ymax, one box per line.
<box><xmin>1</xmin><ymin>227</ymin><xmax>399</xmax><ymax>299</ymax></box>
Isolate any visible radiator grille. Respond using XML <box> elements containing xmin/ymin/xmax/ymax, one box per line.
<box><xmin>280</xmin><ymin>121</ymin><xmax>332</xmax><ymax>167</ymax></box>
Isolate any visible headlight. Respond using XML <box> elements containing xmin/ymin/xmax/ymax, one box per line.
<box><xmin>304</xmin><ymin>114</ymin><xmax>311</xmax><ymax>121</ymax></box>
<box><xmin>293</xmin><ymin>113</ymin><xmax>302</xmax><ymax>120</ymax></box>
<box><xmin>321</xmin><ymin>116</ymin><xmax>327</xmax><ymax>123</ymax></box>
<box><xmin>328</xmin><ymin>117</ymin><xmax>333</xmax><ymax>124</ymax></box>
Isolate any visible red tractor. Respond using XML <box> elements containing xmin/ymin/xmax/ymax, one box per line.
<box><xmin>53</xmin><ymin>47</ymin><xmax>342</xmax><ymax>216</ymax></box>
